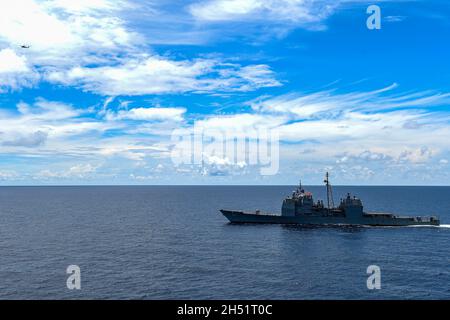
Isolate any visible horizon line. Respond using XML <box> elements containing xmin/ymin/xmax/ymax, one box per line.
<box><xmin>1</xmin><ymin>184</ymin><xmax>450</xmax><ymax>187</ymax></box>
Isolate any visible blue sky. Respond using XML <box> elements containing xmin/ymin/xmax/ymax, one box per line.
<box><xmin>1</xmin><ymin>0</ymin><xmax>450</xmax><ymax>185</ymax></box>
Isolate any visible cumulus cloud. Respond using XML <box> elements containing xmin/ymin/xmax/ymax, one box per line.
<box><xmin>37</xmin><ymin>163</ymin><xmax>99</xmax><ymax>179</ymax></box>
<box><xmin>398</xmin><ymin>147</ymin><xmax>435</xmax><ymax>164</ymax></box>
<box><xmin>0</xmin><ymin>0</ymin><xmax>283</xmax><ymax>95</ymax></box>
<box><xmin>0</xmin><ymin>0</ymin><xmax>137</xmax><ymax>64</ymax></box>
<box><xmin>0</xmin><ymin>0</ymin><xmax>143</xmax><ymax>93</ymax></box>
<box><xmin>201</xmin><ymin>155</ymin><xmax>247</xmax><ymax>176</ymax></box>
<box><xmin>336</xmin><ymin>151</ymin><xmax>392</xmax><ymax>164</ymax></box>
<box><xmin>0</xmin><ymin>99</ymin><xmax>109</xmax><ymax>155</ymax></box>
<box><xmin>0</xmin><ymin>98</ymin><xmax>187</xmax><ymax>174</ymax></box>
<box><xmin>0</xmin><ymin>170</ymin><xmax>19</xmax><ymax>180</ymax></box>
<box><xmin>0</xmin><ymin>49</ymin><xmax>39</xmax><ymax>91</ymax></box>
<box><xmin>2</xmin><ymin>131</ymin><xmax>48</xmax><ymax>147</ymax></box>
<box><xmin>0</xmin><ymin>49</ymin><xmax>29</xmax><ymax>73</ymax></box>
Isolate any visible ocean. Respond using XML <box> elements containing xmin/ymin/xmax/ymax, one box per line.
<box><xmin>0</xmin><ymin>186</ymin><xmax>449</xmax><ymax>299</ymax></box>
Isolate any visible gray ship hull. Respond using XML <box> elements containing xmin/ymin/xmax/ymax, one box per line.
<box><xmin>220</xmin><ymin>210</ymin><xmax>440</xmax><ymax>227</ymax></box>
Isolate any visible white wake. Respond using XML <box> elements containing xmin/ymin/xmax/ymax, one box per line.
<box><xmin>406</xmin><ymin>224</ymin><xmax>450</xmax><ymax>228</ymax></box>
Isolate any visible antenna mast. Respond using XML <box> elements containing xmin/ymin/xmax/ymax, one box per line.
<box><xmin>324</xmin><ymin>172</ymin><xmax>335</xmax><ymax>210</ymax></box>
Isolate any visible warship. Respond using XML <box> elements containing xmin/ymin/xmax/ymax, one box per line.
<box><xmin>221</xmin><ymin>173</ymin><xmax>440</xmax><ymax>227</ymax></box>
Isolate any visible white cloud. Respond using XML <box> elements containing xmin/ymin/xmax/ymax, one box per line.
<box><xmin>2</xmin><ymin>131</ymin><xmax>48</xmax><ymax>147</ymax></box>
<box><xmin>0</xmin><ymin>98</ymin><xmax>184</xmax><ymax>171</ymax></box>
<box><xmin>385</xmin><ymin>15</ymin><xmax>406</xmax><ymax>23</ymax></box>
<box><xmin>107</xmin><ymin>107</ymin><xmax>187</xmax><ymax>122</ymax></box>
<box><xmin>47</xmin><ymin>0</ymin><xmax>126</xmax><ymax>13</ymax></box>
<box><xmin>0</xmin><ymin>99</ymin><xmax>109</xmax><ymax>152</ymax></box>
<box><xmin>249</xmin><ymin>84</ymin><xmax>450</xmax><ymax>119</ymax></box>
<box><xmin>18</xmin><ymin>99</ymin><xmax>82</xmax><ymax>120</ymax></box>
<box><xmin>2</xmin><ymin>83</ymin><xmax>450</xmax><ymax>184</ymax></box>
<box><xmin>188</xmin><ymin>85</ymin><xmax>450</xmax><ymax>173</ymax></box>
<box><xmin>0</xmin><ymin>170</ymin><xmax>19</xmax><ymax>180</ymax></box>
<box><xmin>0</xmin><ymin>0</ymin><xmax>142</xmax><ymax>92</ymax></box>
<box><xmin>0</xmin><ymin>49</ymin><xmax>29</xmax><ymax>73</ymax></box>
<box><xmin>0</xmin><ymin>0</ymin><xmax>137</xmax><ymax>58</ymax></box>
<box><xmin>46</xmin><ymin>55</ymin><xmax>281</xmax><ymax>95</ymax></box>
<box><xmin>0</xmin><ymin>49</ymin><xmax>38</xmax><ymax>91</ymax></box>
<box><xmin>0</xmin><ymin>0</ymin><xmax>283</xmax><ymax>94</ymax></box>
<box><xmin>398</xmin><ymin>147</ymin><xmax>435</xmax><ymax>164</ymax></box>
<box><xmin>189</xmin><ymin>0</ymin><xmax>337</xmax><ymax>25</ymax></box>
<box><xmin>195</xmin><ymin>113</ymin><xmax>285</xmax><ymax>132</ymax></box>
<box><xmin>37</xmin><ymin>163</ymin><xmax>99</xmax><ymax>179</ymax></box>
<box><xmin>67</xmin><ymin>163</ymin><xmax>98</xmax><ymax>176</ymax></box>
<box><xmin>200</xmin><ymin>154</ymin><xmax>248</xmax><ymax>176</ymax></box>
<box><xmin>190</xmin><ymin>0</ymin><xmax>266</xmax><ymax>21</ymax></box>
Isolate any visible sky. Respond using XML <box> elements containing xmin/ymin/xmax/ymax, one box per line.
<box><xmin>0</xmin><ymin>0</ymin><xmax>450</xmax><ymax>185</ymax></box>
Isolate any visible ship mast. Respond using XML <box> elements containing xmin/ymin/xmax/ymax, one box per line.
<box><xmin>324</xmin><ymin>172</ymin><xmax>335</xmax><ymax>210</ymax></box>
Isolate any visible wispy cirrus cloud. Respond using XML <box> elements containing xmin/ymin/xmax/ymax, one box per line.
<box><xmin>106</xmin><ymin>106</ymin><xmax>187</xmax><ymax>122</ymax></box>
<box><xmin>46</xmin><ymin>55</ymin><xmax>281</xmax><ymax>95</ymax></box>
<box><xmin>189</xmin><ymin>0</ymin><xmax>338</xmax><ymax>25</ymax></box>
<box><xmin>249</xmin><ymin>84</ymin><xmax>450</xmax><ymax>120</ymax></box>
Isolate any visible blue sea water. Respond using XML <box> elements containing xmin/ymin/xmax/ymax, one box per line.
<box><xmin>0</xmin><ymin>186</ymin><xmax>449</xmax><ymax>300</ymax></box>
